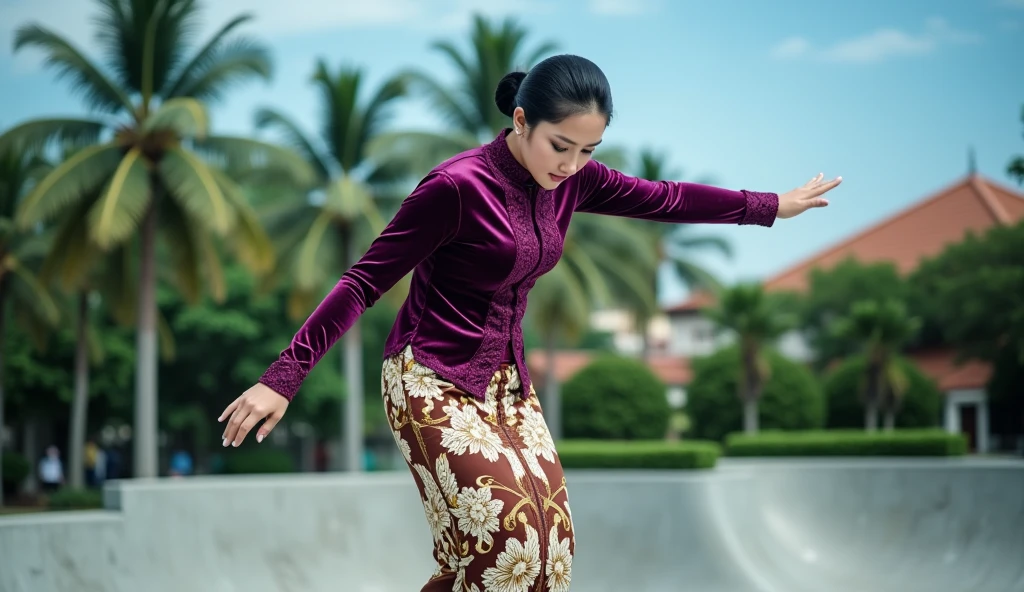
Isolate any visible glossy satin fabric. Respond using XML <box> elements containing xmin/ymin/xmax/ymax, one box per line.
<box><xmin>259</xmin><ymin>128</ymin><xmax>779</xmax><ymax>401</ymax></box>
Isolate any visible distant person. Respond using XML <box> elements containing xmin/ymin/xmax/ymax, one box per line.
<box><xmin>38</xmin><ymin>446</ymin><xmax>63</xmax><ymax>493</ymax></box>
<box><xmin>169</xmin><ymin>449</ymin><xmax>193</xmax><ymax>477</ymax></box>
<box><xmin>217</xmin><ymin>54</ymin><xmax>841</xmax><ymax>590</ymax></box>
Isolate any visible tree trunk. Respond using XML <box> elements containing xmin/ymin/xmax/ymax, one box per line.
<box><xmin>134</xmin><ymin>201</ymin><xmax>160</xmax><ymax>478</ymax></box>
<box><xmin>743</xmin><ymin>398</ymin><xmax>759</xmax><ymax>434</ymax></box>
<box><xmin>883</xmin><ymin>409</ymin><xmax>895</xmax><ymax>432</ymax></box>
<box><xmin>0</xmin><ymin>284</ymin><xmax>7</xmax><ymax>506</ymax></box>
<box><xmin>342</xmin><ymin>232</ymin><xmax>363</xmax><ymax>473</ymax></box>
<box><xmin>68</xmin><ymin>291</ymin><xmax>90</xmax><ymax>489</ymax></box>
<box><xmin>741</xmin><ymin>345</ymin><xmax>761</xmax><ymax>434</ymax></box>
<box><xmin>864</xmin><ymin>361</ymin><xmax>881</xmax><ymax>433</ymax></box>
<box><xmin>544</xmin><ymin>331</ymin><xmax>561</xmax><ymax>442</ymax></box>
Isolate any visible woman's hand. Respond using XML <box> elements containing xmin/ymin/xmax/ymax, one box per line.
<box><xmin>218</xmin><ymin>383</ymin><xmax>290</xmax><ymax>447</ymax></box>
<box><xmin>777</xmin><ymin>173</ymin><xmax>843</xmax><ymax>219</ymax></box>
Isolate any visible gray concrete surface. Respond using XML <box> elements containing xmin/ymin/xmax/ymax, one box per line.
<box><xmin>1</xmin><ymin>458</ymin><xmax>1022</xmax><ymax>591</ymax></box>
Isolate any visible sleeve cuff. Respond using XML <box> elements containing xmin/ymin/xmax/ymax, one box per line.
<box><xmin>739</xmin><ymin>190</ymin><xmax>779</xmax><ymax>227</ymax></box>
<box><xmin>258</xmin><ymin>359</ymin><xmax>308</xmax><ymax>401</ymax></box>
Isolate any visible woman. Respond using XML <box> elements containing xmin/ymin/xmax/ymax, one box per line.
<box><xmin>218</xmin><ymin>54</ymin><xmax>841</xmax><ymax>591</ymax></box>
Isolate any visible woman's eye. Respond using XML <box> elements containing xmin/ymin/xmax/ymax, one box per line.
<box><xmin>551</xmin><ymin>143</ymin><xmax>567</xmax><ymax>153</ymax></box>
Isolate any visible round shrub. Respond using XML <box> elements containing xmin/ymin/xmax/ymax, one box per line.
<box><xmin>562</xmin><ymin>354</ymin><xmax>670</xmax><ymax>440</ymax></box>
<box><xmin>686</xmin><ymin>346</ymin><xmax>825</xmax><ymax>442</ymax></box>
<box><xmin>823</xmin><ymin>354</ymin><xmax>942</xmax><ymax>429</ymax></box>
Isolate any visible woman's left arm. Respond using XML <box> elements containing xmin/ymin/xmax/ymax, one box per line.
<box><xmin>573</xmin><ymin>160</ymin><xmax>841</xmax><ymax>225</ymax></box>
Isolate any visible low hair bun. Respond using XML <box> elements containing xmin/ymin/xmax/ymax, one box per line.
<box><xmin>495</xmin><ymin>71</ymin><xmax>527</xmax><ymax>118</ymax></box>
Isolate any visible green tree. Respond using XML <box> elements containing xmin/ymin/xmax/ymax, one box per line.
<box><xmin>686</xmin><ymin>345</ymin><xmax>824</xmax><ymax>442</ymax></box>
<box><xmin>799</xmin><ymin>258</ymin><xmax>915</xmax><ymax>369</ymax></box>
<box><xmin>703</xmin><ymin>282</ymin><xmax>793</xmax><ymax>434</ymax></box>
<box><xmin>0</xmin><ymin>148</ymin><xmax>61</xmax><ymax>504</ymax></box>
<box><xmin>832</xmin><ymin>299</ymin><xmax>921</xmax><ymax>431</ymax></box>
<box><xmin>910</xmin><ymin>220</ymin><xmax>1024</xmax><ymax>439</ymax></box>
<box><xmin>823</xmin><ymin>354</ymin><xmax>942</xmax><ymax>429</ymax></box>
<box><xmin>2</xmin><ymin>0</ymin><xmax>313</xmax><ymax>477</ymax></box>
<box><xmin>253</xmin><ymin>59</ymin><xmax>410</xmax><ymax>471</ymax></box>
<box><xmin>1008</xmin><ymin>104</ymin><xmax>1024</xmax><ymax>185</ymax></box>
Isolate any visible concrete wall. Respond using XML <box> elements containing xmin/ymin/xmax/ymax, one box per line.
<box><xmin>2</xmin><ymin>459</ymin><xmax>1023</xmax><ymax>592</ymax></box>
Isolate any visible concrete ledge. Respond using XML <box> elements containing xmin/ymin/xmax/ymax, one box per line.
<box><xmin>2</xmin><ymin>459</ymin><xmax>1022</xmax><ymax>592</ymax></box>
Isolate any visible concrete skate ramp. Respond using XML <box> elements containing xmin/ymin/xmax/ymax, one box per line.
<box><xmin>1</xmin><ymin>459</ymin><xmax>1022</xmax><ymax>592</ymax></box>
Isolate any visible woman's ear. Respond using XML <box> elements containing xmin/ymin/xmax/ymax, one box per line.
<box><xmin>513</xmin><ymin>107</ymin><xmax>527</xmax><ymax>135</ymax></box>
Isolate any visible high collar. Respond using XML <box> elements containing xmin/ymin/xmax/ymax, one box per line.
<box><xmin>483</xmin><ymin>128</ymin><xmax>536</xmax><ymax>188</ymax></box>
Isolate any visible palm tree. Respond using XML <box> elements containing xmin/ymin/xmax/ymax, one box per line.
<box><xmin>2</xmin><ymin>0</ymin><xmax>312</xmax><ymax>477</ymax></box>
<box><xmin>252</xmin><ymin>59</ymin><xmax>410</xmax><ymax>471</ymax></box>
<box><xmin>0</xmin><ymin>148</ymin><xmax>61</xmax><ymax>505</ymax></box>
<box><xmin>832</xmin><ymin>299</ymin><xmax>920</xmax><ymax>432</ymax></box>
<box><xmin>528</xmin><ymin>214</ymin><xmax>658</xmax><ymax>440</ymax></box>
<box><xmin>630</xmin><ymin>148</ymin><xmax>732</xmax><ymax>356</ymax></box>
<box><xmin>370</xmin><ymin>14</ymin><xmax>557</xmax><ymax>172</ymax></box>
<box><xmin>1008</xmin><ymin>104</ymin><xmax>1024</xmax><ymax>186</ymax></box>
<box><xmin>704</xmin><ymin>282</ymin><xmax>791</xmax><ymax>434</ymax></box>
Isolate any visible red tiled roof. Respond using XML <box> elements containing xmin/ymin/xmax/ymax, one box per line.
<box><xmin>665</xmin><ymin>174</ymin><xmax>1024</xmax><ymax>312</ymax></box>
<box><xmin>907</xmin><ymin>349</ymin><xmax>993</xmax><ymax>391</ymax></box>
<box><xmin>525</xmin><ymin>349</ymin><xmax>692</xmax><ymax>387</ymax></box>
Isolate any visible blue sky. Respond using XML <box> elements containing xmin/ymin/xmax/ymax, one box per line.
<box><xmin>2</xmin><ymin>0</ymin><xmax>1023</xmax><ymax>306</ymax></box>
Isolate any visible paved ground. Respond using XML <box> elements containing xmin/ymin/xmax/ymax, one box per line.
<box><xmin>1</xmin><ymin>457</ymin><xmax>1022</xmax><ymax>591</ymax></box>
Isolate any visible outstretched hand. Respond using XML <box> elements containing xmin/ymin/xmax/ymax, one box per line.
<box><xmin>218</xmin><ymin>383</ymin><xmax>289</xmax><ymax>447</ymax></box>
<box><xmin>777</xmin><ymin>173</ymin><xmax>842</xmax><ymax>219</ymax></box>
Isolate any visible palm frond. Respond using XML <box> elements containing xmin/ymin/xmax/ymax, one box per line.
<box><xmin>164</xmin><ymin>38</ymin><xmax>271</xmax><ymax>102</ymax></box>
<box><xmin>399</xmin><ymin>70</ymin><xmax>477</xmax><ymax>136</ymax></box>
<box><xmin>142</xmin><ymin>97</ymin><xmax>208</xmax><ymax>138</ymax></box>
<box><xmin>324</xmin><ymin>176</ymin><xmax>377</xmax><ymax>224</ymax></box>
<box><xmin>4</xmin><ymin>254</ymin><xmax>61</xmax><ymax>326</ymax></box>
<box><xmin>13</xmin><ymin>24</ymin><xmax>134</xmax><ymax>114</ymax></box>
<box><xmin>193</xmin><ymin>136</ymin><xmax>317</xmax><ymax>188</ymax></box>
<box><xmin>253</xmin><ymin>108</ymin><xmax>332</xmax><ymax>181</ymax></box>
<box><xmin>162</xmin><ymin>12</ymin><xmax>254</xmax><ymax>97</ymax></box>
<box><xmin>159</xmin><ymin>196</ymin><xmax>203</xmax><ymax>304</ymax></box>
<box><xmin>295</xmin><ymin>211</ymin><xmax>335</xmax><ymax>291</ymax></box>
<box><xmin>366</xmin><ymin>130</ymin><xmax>478</xmax><ymax>178</ymax></box>
<box><xmin>95</xmin><ymin>0</ymin><xmax>200</xmax><ymax>98</ymax></box>
<box><xmin>159</xmin><ymin>146</ymin><xmax>235</xmax><ymax>234</ymax></box>
<box><xmin>40</xmin><ymin>198</ymin><xmax>103</xmax><ymax>291</ymax></box>
<box><xmin>87</xmin><ymin>147</ymin><xmax>152</xmax><ymax>249</ymax></box>
<box><xmin>16</xmin><ymin>143</ymin><xmax>123</xmax><ymax>228</ymax></box>
<box><xmin>210</xmin><ymin>168</ymin><xmax>275</xmax><ymax>275</ymax></box>
<box><xmin>0</xmin><ymin>119</ymin><xmax>107</xmax><ymax>159</ymax></box>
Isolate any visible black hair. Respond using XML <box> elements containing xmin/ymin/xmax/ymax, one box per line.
<box><xmin>494</xmin><ymin>54</ymin><xmax>613</xmax><ymax>128</ymax></box>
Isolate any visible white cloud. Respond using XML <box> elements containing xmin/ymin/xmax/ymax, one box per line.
<box><xmin>770</xmin><ymin>17</ymin><xmax>981</xmax><ymax>64</ymax></box>
<box><xmin>589</xmin><ymin>0</ymin><xmax>664</xmax><ymax>16</ymax></box>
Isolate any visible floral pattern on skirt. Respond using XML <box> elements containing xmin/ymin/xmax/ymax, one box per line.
<box><xmin>382</xmin><ymin>345</ymin><xmax>574</xmax><ymax>592</ymax></box>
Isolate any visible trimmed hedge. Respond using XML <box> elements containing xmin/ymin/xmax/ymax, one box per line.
<box><xmin>725</xmin><ymin>429</ymin><xmax>967</xmax><ymax>457</ymax></box>
<box><xmin>556</xmin><ymin>439</ymin><xmax>721</xmax><ymax>469</ymax></box>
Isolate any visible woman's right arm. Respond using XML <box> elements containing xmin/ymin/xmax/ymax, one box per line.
<box><xmin>218</xmin><ymin>170</ymin><xmax>461</xmax><ymax>447</ymax></box>
<box><xmin>261</xmin><ymin>170</ymin><xmax>462</xmax><ymax>399</ymax></box>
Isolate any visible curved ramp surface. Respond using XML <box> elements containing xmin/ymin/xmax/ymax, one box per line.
<box><xmin>1</xmin><ymin>459</ymin><xmax>1022</xmax><ymax>592</ymax></box>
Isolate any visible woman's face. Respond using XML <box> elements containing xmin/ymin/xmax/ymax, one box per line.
<box><xmin>509</xmin><ymin>107</ymin><xmax>607</xmax><ymax>190</ymax></box>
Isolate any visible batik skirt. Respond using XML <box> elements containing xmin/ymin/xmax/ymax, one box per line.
<box><xmin>381</xmin><ymin>345</ymin><xmax>575</xmax><ymax>592</ymax></box>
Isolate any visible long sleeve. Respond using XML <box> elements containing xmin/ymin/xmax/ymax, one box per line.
<box><xmin>573</xmin><ymin>159</ymin><xmax>778</xmax><ymax>226</ymax></box>
<box><xmin>259</xmin><ymin>171</ymin><xmax>462</xmax><ymax>400</ymax></box>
